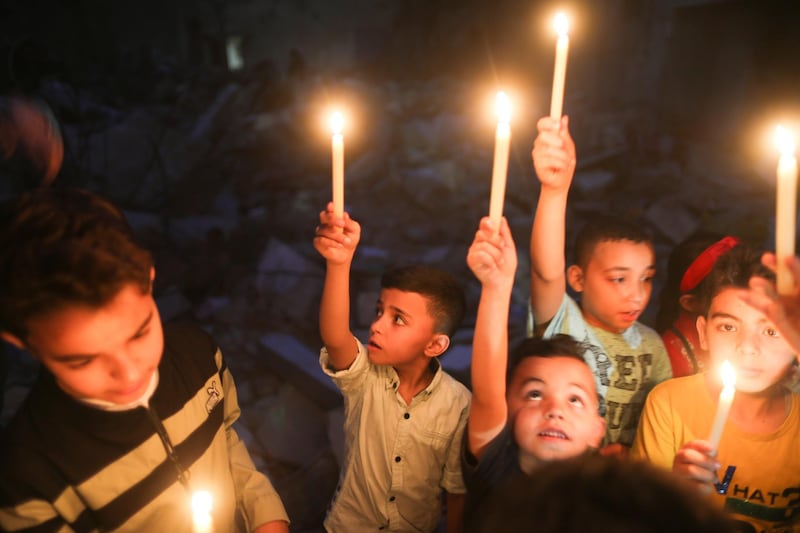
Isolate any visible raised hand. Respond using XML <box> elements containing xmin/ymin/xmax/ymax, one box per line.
<box><xmin>313</xmin><ymin>202</ymin><xmax>361</xmax><ymax>266</ymax></box>
<box><xmin>467</xmin><ymin>216</ymin><xmax>517</xmax><ymax>290</ymax></box>
<box><xmin>531</xmin><ymin>115</ymin><xmax>576</xmax><ymax>192</ymax></box>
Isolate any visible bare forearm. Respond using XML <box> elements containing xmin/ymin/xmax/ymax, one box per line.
<box><xmin>319</xmin><ymin>263</ymin><xmax>357</xmax><ymax>367</ymax></box>
<box><xmin>530</xmin><ymin>187</ymin><xmax>568</xmax><ymax>320</ymax></box>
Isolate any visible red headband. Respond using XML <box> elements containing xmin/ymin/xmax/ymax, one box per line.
<box><xmin>679</xmin><ymin>236</ymin><xmax>741</xmax><ymax>293</ymax></box>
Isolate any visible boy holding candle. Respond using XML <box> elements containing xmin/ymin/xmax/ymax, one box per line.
<box><xmin>0</xmin><ymin>189</ymin><xmax>290</xmax><ymax>533</ymax></box>
<box><xmin>313</xmin><ymin>202</ymin><xmax>471</xmax><ymax>533</ymax></box>
<box><xmin>462</xmin><ymin>215</ymin><xmax>605</xmax><ymax>528</ymax></box>
<box><xmin>528</xmin><ymin>116</ymin><xmax>672</xmax><ymax>453</ymax></box>
<box><xmin>631</xmin><ymin>245</ymin><xmax>800</xmax><ymax>532</ymax></box>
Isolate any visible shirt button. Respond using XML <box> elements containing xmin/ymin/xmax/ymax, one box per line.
<box><xmin>389</xmin><ymin>495</ymin><xmax>396</xmax><ymax>502</ymax></box>
<box><xmin>395</xmin><ymin>456</ymin><xmax>401</xmax><ymax>462</ymax></box>
<box><xmin>403</xmin><ymin>413</ymin><xmax>410</xmax><ymax>419</ymax></box>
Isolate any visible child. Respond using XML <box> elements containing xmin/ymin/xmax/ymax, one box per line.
<box><xmin>529</xmin><ymin>116</ymin><xmax>672</xmax><ymax>452</ymax></box>
<box><xmin>655</xmin><ymin>233</ymin><xmax>739</xmax><ymax>377</ymax></box>
<box><xmin>0</xmin><ymin>189</ymin><xmax>289</xmax><ymax>532</ymax></box>
<box><xmin>632</xmin><ymin>245</ymin><xmax>800</xmax><ymax>532</ymax></box>
<box><xmin>463</xmin><ymin>216</ymin><xmax>605</xmax><ymax>527</ymax></box>
<box><xmin>313</xmin><ymin>203</ymin><xmax>471</xmax><ymax>532</ymax></box>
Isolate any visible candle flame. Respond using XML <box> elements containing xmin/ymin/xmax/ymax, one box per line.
<box><xmin>776</xmin><ymin>125</ymin><xmax>796</xmax><ymax>156</ymax></box>
<box><xmin>191</xmin><ymin>490</ymin><xmax>213</xmax><ymax>515</ymax></box>
<box><xmin>329</xmin><ymin>111</ymin><xmax>344</xmax><ymax>136</ymax></box>
<box><xmin>554</xmin><ymin>12</ymin><xmax>569</xmax><ymax>37</ymax></box>
<box><xmin>496</xmin><ymin>92</ymin><xmax>511</xmax><ymax>125</ymax></box>
<box><xmin>720</xmin><ymin>360</ymin><xmax>736</xmax><ymax>388</ymax></box>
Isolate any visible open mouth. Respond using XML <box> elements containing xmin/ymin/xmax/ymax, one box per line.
<box><xmin>538</xmin><ymin>429</ymin><xmax>569</xmax><ymax>440</ymax></box>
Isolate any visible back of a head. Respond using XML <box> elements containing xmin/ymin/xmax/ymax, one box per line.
<box><xmin>0</xmin><ymin>188</ymin><xmax>153</xmax><ymax>340</ymax></box>
<box><xmin>473</xmin><ymin>454</ymin><xmax>735</xmax><ymax>533</ymax></box>
<box><xmin>698</xmin><ymin>244</ymin><xmax>771</xmax><ymax>317</ymax></box>
<box><xmin>380</xmin><ymin>265</ymin><xmax>465</xmax><ymax>337</ymax></box>
<box><xmin>573</xmin><ymin>215</ymin><xmax>652</xmax><ymax>269</ymax></box>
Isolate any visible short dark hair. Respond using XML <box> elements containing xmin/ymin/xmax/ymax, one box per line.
<box><xmin>0</xmin><ymin>188</ymin><xmax>153</xmax><ymax>340</ymax></box>
<box><xmin>380</xmin><ymin>265</ymin><xmax>465</xmax><ymax>337</ymax></box>
<box><xmin>473</xmin><ymin>454</ymin><xmax>735</xmax><ymax>533</ymax></box>
<box><xmin>698</xmin><ymin>244</ymin><xmax>772</xmax><ymax>316</ymax></box>
<box><xmin>573</xmin><ymin>215</ymin><xmax>652</xmax><ymax>269</ymax></box>
<box><xmin>507</xmin><ymin>334</ymin><xmax>586</xmax><ymax>384</ymax></box>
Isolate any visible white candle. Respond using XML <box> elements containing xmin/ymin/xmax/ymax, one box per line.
<box><xmin>775</xmin><ymin>125</ymin><xmax>797</xmax><ymax>295</ymax></box>
<box><xmin>191</xmin><ymin>490</ymin><xmax>213</xmax><ymax>533</ymax></box>
<box><xmin>708</xmin><ymin>360</ymin><xmax>736</xmax><ymax>450</ymax></box>
<box><xmin>330</xmin><ymin>111</ymin><xmax>345</xmax><ymax>220</ymax></box>
<box><xmin>550</xmin><ymin>13</ymin><xmax>570</xmax><ymax>121</ymax></box>
<box><xmin>489</xmin><ymin>91</ymin><xmax>511</xmax><ymax>232</ymax></box>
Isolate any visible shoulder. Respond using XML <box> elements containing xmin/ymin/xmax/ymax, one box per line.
<box><xmin>436</xmin><ymin>370</ymin><xmax>471</xmax><ymax>405</ymax></box>
<box><xmin>649</xmin><ymin>373</ymin><xmax>703</xmax><ymax>401</ymax></box>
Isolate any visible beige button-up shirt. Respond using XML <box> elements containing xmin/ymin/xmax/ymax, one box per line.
<box><xmin>321</xmin><ymin>339</ymin><xmax>470</xmax><ymax>532</ymax></box>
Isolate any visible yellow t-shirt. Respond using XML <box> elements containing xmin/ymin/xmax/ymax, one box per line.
<box><xmin>632</xmin><ymin>373</ymin><xmax>800</xmax><ymax>532</ymax></box>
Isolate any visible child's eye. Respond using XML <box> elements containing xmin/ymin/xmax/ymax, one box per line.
<box><xmin>132</xmin><ymin>328</ymin><xmax>150</xmax><ymax>340</ymax></box>
<box><xmin>569</xmin><ymin>395</ymin><xmax>585</xmax><ymax>407</ymax></box>
<box><xmin>525</xmin><ymin>390</ymin><xmax>542</xmax><ymax>400</ymax></box>
<box><xmin>765</xmin><ymin>327</ymin><xmax>780</xmax><ymax>338</ymax></box>
<box><xmin>393</xmin><ymin>315</ymin><xmax>406</xmax><ymax>325</ymax></box>
<box><xmin>610</xmin><ymin>277</ymin><xmax>625</xmax><ymax>284</ymax></box>
<box><xmin>718</xmin><ymin>323</ymin><xmax>736</xmax><ymax>333</ymax></box>
<box><xmin>66</xmin><ymin>358</ymin><xmax>93</xmax><ymax>369</ymax></box>
<box><xmin>375</xmin><ymin>307</ymin><xmax>383</xmax><ymax>318</ymax></box>
<box><xmin>642</xmin><ymin>276</ymin><xmax>654</xmax><ymax>284</ymax></box>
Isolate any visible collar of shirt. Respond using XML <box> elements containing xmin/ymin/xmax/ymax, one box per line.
<box><xmin>384</xmin><ymin>358</ymin><xmax>442</xmax><ymax>402</ymax></box>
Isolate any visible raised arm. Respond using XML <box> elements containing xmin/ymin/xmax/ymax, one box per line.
<box><xmin>529</xmin><ymin>115</ymin><xmax>576</xmax><ymax>326</ymax></box>
<box><xmin>466</xmin><ymin>217</ymin><xmax>518</xmax><ymax>458</ymax></box>
<box><xmin>313</xmin><ymin>202</ymin><xmax>360</xmax><ymax>370</ymax></box>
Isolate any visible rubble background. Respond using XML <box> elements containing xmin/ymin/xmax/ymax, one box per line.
<box><xmin>1</xmin><ymin>0</ymin><xmax>799</xmax><ymax>530</ymax></box>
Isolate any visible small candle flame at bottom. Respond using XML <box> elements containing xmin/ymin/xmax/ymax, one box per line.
<box><xmin>191</xmin><ymin>491</ymin><xmax>213</xmax><ymax>533</ymax></box>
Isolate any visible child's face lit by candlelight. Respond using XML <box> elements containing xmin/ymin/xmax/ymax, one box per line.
<box><xmin>4</xmin><ymin>280</ymin><xmax>163</xmax><ymax>405</ymax></box>
<box><xmin>698</xmin><ymin>288</ymin><xmax>796</xmax><ymax>394</ymax></box>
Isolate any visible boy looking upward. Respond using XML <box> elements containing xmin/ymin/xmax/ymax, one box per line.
<box><xmin>314</xmin><ymin>202</ymin><xmax>471</xmax><ymax>532</ymax></box>
<box><xmin>0</xmin><ymin>189</ymin><xmax>289</xmax><ymax>532</ymax></box>
<box><xmin>632</xmin><ymin>245</ymin><xmax>800</xmax><ymax>532</ymax></box>
<box><xmin>529</xmin><ymin>116</ymin><xmax>671</xmax><ymax>452</ymax></box>
<box><xmin>463</xmin><ymin>216</ymin><xmax>605</xmax><ymax>527</ymax></box>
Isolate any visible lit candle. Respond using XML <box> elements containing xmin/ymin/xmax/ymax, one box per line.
<box><xmin>550</xmin><ymin>13</ymin><xmax>570</xmax><ymax>121</ymax></box>
<box><xmin>330</xmin><ymin>111</ymin><xmax>345</xmax><ymax>220</ymax></box>
<box><xmin>708</xmin><ymin>360</ymin><xmax>736</xmax><ymax>451</ymax></box>
<box><xmin>191</xmin><ymin>490</ymin><xmax>213</xmax><ymax>533</ymax></box>
<box><xmin>775</xmin><ymin>125</ymin><xmax>797</xmax><ymax>295</ymax></box>
<box><xmin>489</xmin><ymin>91</ymin><xmax>512</xmax><ymax>233</ymax></box>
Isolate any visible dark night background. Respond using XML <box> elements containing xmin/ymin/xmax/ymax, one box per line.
<box><xmin>1</xmin><ymin>0</ymin><xmax>800</xmax><ymax>529</ymax></box>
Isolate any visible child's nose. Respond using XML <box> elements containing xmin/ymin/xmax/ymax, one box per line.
<box><xmin>737</xmin><ymin>331</ymin><xmax>761</xmax><ymax>358</ymax></box>
<box><xmin>544</xmin><ymin>400</ymin><xmax>565</xmax><ymax>419</ymax></box>
<box><xmin>110</xmin><ymin>353</ymin><xmax>142</xmax><ymax>384</ymax></box>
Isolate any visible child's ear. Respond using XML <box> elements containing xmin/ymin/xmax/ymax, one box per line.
<box><xmin>591</xmin><ymin>415</ymin><xmax>606</xmax><ymax>448</ymax></box>
<box><xmin>696</xmin><ymin>315</ymin><xmax>709</xmax><ymax>351</ymax></box>
<box><xmin>679</xmin><ymin>294</ymin><xmax>701</xmax><ymax>314</ymax></box>
<box><xmin>566</xmin><ymin>265</ymin><xmax>584</xmax><ymax>293</ymax></box>
<box><xmin>424</xmin><ymin>333</ymin><xmax>450</xmax><ymax>358</ymax></box>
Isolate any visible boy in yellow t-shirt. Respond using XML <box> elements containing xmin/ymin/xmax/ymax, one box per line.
<box><xmin>632</xmin><ymin>245</ymin><xmax>800</xmax><ymax>532</ymax></box>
